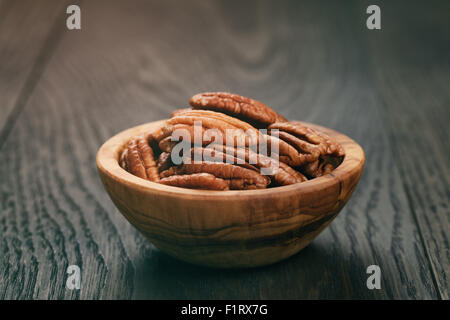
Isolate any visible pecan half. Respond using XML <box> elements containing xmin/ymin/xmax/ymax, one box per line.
<box><xmin>168</xmin><ymin>112</ymin><xmax>245</xmax><ymax>134</ymax></box>
<box><xmin>156</xmin><ymin>152</ymin><xmax>173</xmax><ymax>173</ymax></box>
<box><xmin>146</xmin><ymin>127</ymin><xmax>166</xmax><ymax>155</ymax></box>
<box><xmin>277</xmin><ymin>161</ymin><xmax>308</xmax><ymax>185</ymax></box>
<box><xmin>159</xmin><ymin>173</ymin><xmax>230</xmax><ymax>190</ymax></box>
<box><xmin>171</xmin><ymin>109</ymin><xmax>256</xmax><ymax>131</ymax></box>
<box><xmin>201</xmin><ymin>144</ymin><xmax>307</xmax><ymax>186</ymax></box>
<box><xmin>156</xmin><ymin>122</ymin><xmax>211</xmax><ymax>153</ymax></box>
<box><xmin>189</xmin><ymin>92</ymin><xmax>287</xmax><ymax>127</ymax></box>
<box><xmin>269</xmin><ymin>122</ymin><xmax>344</xmax><ymax>177</ymax></box>
<box><xmin>269</xmin><ymin>122</ymin><xmax>344</xmax><ymax>158</ymax></box>
<box><xmin>190</xmin><ymin>146</ymin><xmax>259</xmax><ymax>172</ymax></box>
<box><xmin>167</xmin><ymin>110</ymin><xmax>261</xmax><ymax>149</ymax></box>
<box><xmin>120</xmin><ymin>135</ymin><xmax>159</xmax><ymax>182</ymax></box>
<box><xmin>119</xmin><ymin>149</ymin><xmax>128</xmax><ymax>171</ymax></box>
<box><xmin>160</xmin><ymin>161</ymin><xmax>270</xmax><ymax>190</ymax></box>
<box><xmin>158</xmin><ymin>136</ymin><xmax>177</xmax><ymax>153</ymax></box>
<box><xmin>301</xmin><ymin>155</ymin><xmax>342</xmax><ymax>178</ymax></box>
<box><xmin>167</xmin><ymin>110</ymin><xmax>304</xmax><ymax>166</ymax></box>
<box><xmin>265</xmin><ymin>133</ymin><xmax>319</xmax><ymax>167</ymax></box>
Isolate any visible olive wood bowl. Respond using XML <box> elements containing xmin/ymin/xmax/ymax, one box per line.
<box><xmin>96</xmin><ymin>120</ymin><xmax>365</xmax><ymax>268</ymax></box>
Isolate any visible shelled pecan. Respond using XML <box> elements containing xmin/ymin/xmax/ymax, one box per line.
<box><xmin>171</xmin><ymin>109</ymin><xmax>256</xmax><ymax>131</ymax></box>
<box><xmin>119</xmin><ymin>91</ymin><xmax>345</xmax><ymax>190</ymax></box>
<box><xmin>190</xmin><ymin>146</ymin><xmax>259</xmax><ymax>172</ymax></box>
<box><xmin>160</xmin><ymin>161</ymin><xmax>270</xmax><ymax>190</ymax></box>
<box><xmin>159</xmin><ymin>173</ymin><xmax>230</xmax><ymax>190</ymax></box>
<box><xmin>269</xmin><ymin>122</ymin><xmax>344</xmax><ymax>178</ymax></box>
<box><xmin>189</xmin><ymin>92</ymin><xmax>287</xmax><ymax>127</ymax></box>
<box><xmin>197</xmin><ymin>145</ymin><xmax>307</xmax><ymax>186</ymax></box>
<box><xmin>168</xmin><ymin>110</ymin><xmax>254</xmax><ymax>135</ymax></box>
<box><xmin>300</xmin><ymin>154</ymin><xmax>343</xmax><ymax>178</ymax></box>
<box><xmin>166</xmin><ymin>110</ymin><xmax>260</xmax><ymax>150</ymax></box>
<box><xmin>156</xmin><ymin>152</ymin><xmax>173</xmax><ymax>173</ymax></box>
<box><xmin>165</xmin><ymin>109</ymin><xmax>313</xmax><ymax>167</ymax></box>
<box><xmin>301</xmin><ymin>159</ymin><xmax>335</xmax><ymax>178</ymax></box>
<box><xmin>155</xmin><ymin>122</ymin><xmax>210</xmax><ymax>153</ymax></box>
<box><xmin>120</xmin><ymin>135</ymin><xmax>159</xmax><ymax>182</ymax></box>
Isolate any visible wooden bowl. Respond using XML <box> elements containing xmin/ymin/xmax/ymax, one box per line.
<box><xmin>96</xmin><ymin>120</ymin><xmax>365</xmax><ymax>268</ymax></box>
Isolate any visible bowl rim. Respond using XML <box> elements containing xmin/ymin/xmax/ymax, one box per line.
<box><xmin>96</xmin><ymin>120</ymin><xmax>365</xmax><ymax>199</ymax></box>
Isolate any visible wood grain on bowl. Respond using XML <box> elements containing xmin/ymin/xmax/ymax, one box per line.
<box><xmin>96</xmin><ymin>120</ymin><xmax>365</xmax><ymax>268</ymax></box>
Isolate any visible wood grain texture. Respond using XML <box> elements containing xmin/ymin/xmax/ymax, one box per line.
<box><xmin>0</xmin><ymin>0</ymin><xmax>446</xmax><ymax>299</ymax></box>
<box><xmin>364</xmin><ymin>0</ymin><xmax>450</xmax><ymax>299</ymax></box>
<box><xmin>0</xmin><ymin>0</ymin><xmax>67</xmax><ymax>145</ymax></box>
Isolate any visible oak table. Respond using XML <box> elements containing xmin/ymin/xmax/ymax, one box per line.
<box><xmin>0</xmin><ymin>0</ymin><xmax>448</xmax><ymax>299</ymax></box>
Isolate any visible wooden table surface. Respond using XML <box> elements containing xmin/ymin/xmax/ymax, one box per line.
<box><xmin>0</xmin><ymin>0</ymin><xmax>448</xmax><ymax>299</ymax></box>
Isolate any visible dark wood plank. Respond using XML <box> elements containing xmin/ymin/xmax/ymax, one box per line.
<box><xmin>364</xmin><ymin>0</ymin><xmax>450</xmax><ymax>299</ymax></box>
<box><xmin>0</xmin><ymin>0</ymin><xmax>67</xmax><ymax>143</ymax></box>
<box><xmin>0</xmin><ymin>0</ymin><xmax>442</xmax><ymax>299</ymax></box>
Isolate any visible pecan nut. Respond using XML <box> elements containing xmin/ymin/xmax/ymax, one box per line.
<box><xmin>269</xmin><ymin>122</ymin><xmax>344</xmax><ymax>177</ymax></box>
<box><xmin>120</xmin><ymin>92</ymin><xmax>344</xmax><ymax>189</ymax></box>
<box><xmin>160</xmin><ymin>161</ymin><xmax>270</xmax><ymax>190</ymax></box>
<box><xmin>156</xmin><ymin>123</ymin><xmax>210</xmax><ymax>153</ymax></box>
<box><xmin>171</xmin><ymin>109</ymin><xmax>256</xmax><ymax>131</ymax></box>
<box><xmin>168</xmin><ymin>110</ymin><xmax>251</xmax><ymax>134</ymax></box>
<box><xmin>269</xmin><ymin>122</ymin><xmax>344</xmax><ymax>158</ymax></box>
<box><xmin>265</xmin><ymin>133</ymin><xmax>319</xmax><ymax>167</ymax></box>
<box><xmin>159</xmin><ymin>173</ymin><xmax>230</xmax><ymax>190</ymax></box>
<box><xmin>120</xmin><ymin>135</ymin><xmax>159</xmax><ymax>182</ymax></box>
<box><xmin>199</xmin><ymin>144</ymin><xmax>307</xmax><ymax>186</ymax></box>
<box><xmin>301</xmin><ymin>155</ymin><xmax>342</xmax><ymax>178</ymax></box>
<box><xmin>190</xmin><ymin>146</ymin><xmax>259</xmax><ymax>172</ymax></box>
<box><xmin>156</xmin><ymin>152</ymin><xmax>173</xmax><ymax>173</ymax></box>
<box><xmin>189</xmin><ymin>92</ymin><xmax>287</xmax><ymax>127</ymax></box>
<box><xmin>166</xmin><ymin>110</ymin><xmax>304</xmax><ymax>166</ymax></box>
<box><xmin>167</xmin><ymin>110</ymin><xmax>260</xmax><ymax>149</ymax></box>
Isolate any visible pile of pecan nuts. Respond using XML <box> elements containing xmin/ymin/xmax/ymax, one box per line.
<box><xmin>120</xmin><ymin>92</ymin><xmax>344</xmax><ymax>190</ymax></box>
